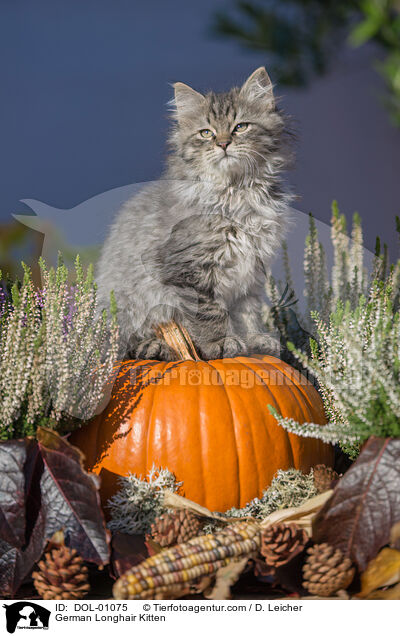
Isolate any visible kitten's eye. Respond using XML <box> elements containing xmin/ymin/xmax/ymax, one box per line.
<box><xmin>233</xmin><ymin>122</ymin><xmax>249</xmax><ymax>133</ymax></box>
<box><xmin>199</xmin><ymin>129</ymin><xmax>214</xmax><ymax>139</ymax></box>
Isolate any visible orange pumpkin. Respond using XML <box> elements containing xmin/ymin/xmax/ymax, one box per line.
<box><xmin>71</xmin><ymin>353</ymin><xmax>334</xmax><ymax>512</ymax></box>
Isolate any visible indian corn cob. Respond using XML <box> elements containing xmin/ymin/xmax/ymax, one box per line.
<box><xmin>113</xmin><ymin>521</ymin><xmax>261</xmax><ymax>599</ymax></box>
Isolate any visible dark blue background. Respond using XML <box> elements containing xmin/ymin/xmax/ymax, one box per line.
<box><xmin>1</xmin><ymin>0</ymin><xmax>400</xmax><ymax>255</ymax></box>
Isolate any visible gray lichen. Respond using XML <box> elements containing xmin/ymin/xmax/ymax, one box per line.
<box><xmin>225</xmin><ymin>468</ymin><xmax>317</xmax><ymax>518</ymax></box>
<box><xmin>202</xmin><ymin>468</ymin><xmax>317</xmax><ymax>533</ymax></box>
<box><xmin>107</xmin><ymin>466</ymin><xmax>181</xmax><ymax>535</ymax></box>
<box><xmin>107</xmin><ymin>467</ymin><xmax>317</xmax><ymax>536</ymax></box>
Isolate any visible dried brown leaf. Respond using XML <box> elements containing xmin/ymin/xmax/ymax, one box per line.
<box><xmin>365</xmin><ymin>582</ymin><xmax>400</xmax><ymax>600</ymax></box>
<box><xmin>358</xmin><ymin>548</ymin><xmax>400</xmax><ymax>598</ymax></box>
<box><xmin>206</xmin><ymin>557</ymin><xmax>249</xmax><ymax>600</ymax></box>
<box><xmin>162</xmin><ymin>491</ymin><xmax>256</xmax><ymax>523</ymax></box>
<box><xmin>144</xmin><ymin>536</ymin><xmax>164</xmax><ymax>557</ymax></box>
<box><xmin>162</xmin><ymin>491</ymin><xmax>216</xmax><ymax>519</ymax></box>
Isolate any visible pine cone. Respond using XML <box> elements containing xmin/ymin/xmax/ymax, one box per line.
<box><xmin>313</xmin><ymin>464</ymin><xmax>340</xmax><ymax>493</ymax></box>
<box><xmin>303</xmin><ymin>543</ymin><xmax>355</xmax><ymax>596</ymax></box>
<box><xmin>149</xmin><ymin>509</ymin><xmax>202</xmax><ymax>547</ymax></box>
<box><xmin>260</xmin><ymin>523</ymin><xmax>308</xmax><ymax>567</ymax></box>
<box><xmin>32</xmin><ymin>546</ymin><xmax>90</xmax><ymax>600</ymax></box>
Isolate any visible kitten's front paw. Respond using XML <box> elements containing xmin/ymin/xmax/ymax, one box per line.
<box><xmin>134</xmin><ymin>337</ymin><xmax>177</xmax><ymax>361</ymax></box>
<box><xmin>248</xmin><ymin>333</ymin><xmax>281</xmax><ymax>357</ymax></box>
<box><xmin>198</xmin><ymin>336</ymin><xmax>247</xmax><ymax>360</ymax></box>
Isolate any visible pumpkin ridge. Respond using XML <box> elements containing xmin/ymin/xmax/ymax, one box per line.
<box><xmin>252</xmin><ymin>358</ymin><xmax>318</xmax><ymax>420</ymax></box>
<box><xmin>251</xmin><ymin>357</ymin><xmax>332</xmax><ymax>470</ymax></box>
<box><xmin>236</xmin><ymin>357</ymin><xmax>295</xmax><ymax>484</ymax></box>
<box><xmin>221</xmin><ymin>359</ymin><xmax>264</xmax><ymax>501</ymax></box>
<box><xmin>261</xmin><ymin>357</ymin><xmax>326</xmax><ymax>452</ymax></box>
<box><xmin>259</xmin><ymin>357</ymin><xmax>321</xmax><ymax>421</ymax></box>
<box><xmin>145</xmin><ymin>361</ymin><xmax>168</xmax><ymax>478</ymax></box>
<box><xmin>276</xmin><ymin>371</ymin><xmax>310</xmax><ymax>469</ymax></box>
<box><xmin>186</xmin><ymin>361</ymin><xmax>210</xmax><ymax>505</ymax></box>
<box><xmin>207</xmin><ymin>359</ymin><xmax>241</xmax><ymax>508</ymax></box>
<box><xmin>120</xmin><ymin>361</ymin><xmax>157</xmax><ymax>476</ymax></box>
<box><xmin>245</xmin><ymin>357</ymin><xmax>314</xmax><ymax>469</ymax></box>
<box><xmin>195</xmin><ymin>367</ymin><xmax>207</xmax><ymax>505</ymax></box>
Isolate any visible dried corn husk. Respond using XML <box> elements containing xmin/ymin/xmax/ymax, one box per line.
<box><xmin>260</xmin><ymin>490</ymin><xmax>333</xmax><ymax>537</ymax></box>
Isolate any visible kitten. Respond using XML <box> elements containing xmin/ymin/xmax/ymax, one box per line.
<box><xmin>96</xmin><ymin>67</ymin><xmax>292</xmax><ymax>360</ymax></box>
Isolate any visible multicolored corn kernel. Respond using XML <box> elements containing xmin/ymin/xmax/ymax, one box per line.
<box><xmin>113</xmin><ymin>521</ymin><xmax>261</xmax><ymax>600</ymax></box>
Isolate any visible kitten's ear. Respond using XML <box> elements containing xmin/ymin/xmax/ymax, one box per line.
<box><xmin>240</xmin><ymin>67</ymin><xmax>274</xmax><ymax>107</ymax></box>
<box><xmin>172</xmin><ymin>82</ymin><xmax>205</xmax><ymax>122</ymax></box>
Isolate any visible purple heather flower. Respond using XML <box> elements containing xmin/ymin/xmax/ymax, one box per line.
<box><xmin>0</xmin><ymin>288</ymin><xmax>6</xmax><ymax>319</ymax></box>
<box><xmin>35</xmin><ymin>289</ymin><xmax>46</xmax><ymax>309</ymax></box>
<box><xmin>0</xmin><ymin>284</ymin><xmax>12</xmax><ymax>321</ymax></box>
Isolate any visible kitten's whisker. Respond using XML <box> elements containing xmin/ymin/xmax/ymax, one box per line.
<box><xmin>244</xmin><ymin>148</ymin><xmax>280</xmax><ymax>176</ymax></box>
<box><xmin>233</xmin><ymin>151</ymin><xmax>253</xmax><ymax>179</ymax></box>
<box><xmin>234</xmin><ymin>150</ymin><xmax>257</xmax><ymax>178</ymax></box>
<box><xmin>242</xmin><ymin>147</ymin><xmax>267</xmax><ymax>160</ymax></box>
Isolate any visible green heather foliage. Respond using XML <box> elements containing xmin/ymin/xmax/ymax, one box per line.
<box><xmin>269</xmin><ymin>280</ymin><xmax>400</xmax><ymax>454</ymax></box>
<box><xmin>0</xmin><ymin>256</ymin><xmax>119</xmax><ymax>439</ymax></box>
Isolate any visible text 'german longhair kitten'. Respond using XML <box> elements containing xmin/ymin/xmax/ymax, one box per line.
<box><xmin>96</xmin><ymin>67</ymin><xmax>292</xmax><ymax>360</ymax></box>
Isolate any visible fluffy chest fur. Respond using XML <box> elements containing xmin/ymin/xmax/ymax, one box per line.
<box><xmin>158</xmin><ymin>181</ymin><xmax>284</xmax><ymax>306</ymax></box>
<box><xmin>205</xmin><ymin>217</ymin><xmax>258</xmax><ymax>302</ymax></box>
<box><xmin>180</xmin><ymin>183</ymin><xmax>287</xmax><ymax>286</ymax></box>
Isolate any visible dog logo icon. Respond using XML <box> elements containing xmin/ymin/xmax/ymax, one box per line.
<box><xmin>3</xmin><ymin>602</ymin><xmax>50</xmax><ymax>633</ymax></box>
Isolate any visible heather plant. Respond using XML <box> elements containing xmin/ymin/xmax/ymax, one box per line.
<box><xmin>0</xmin><ymin>256</ymin><xmax>119</xmax><ymax>439</ymax></box>
<box><xmin>266</xmin><ymin>202</ymin><xmax>400</xmax><ymax>347</ymax></box>
<box><xmin>0</xmin><ymin>282</ymin><xmax>12</xmax><ymax>327</ymax></box>
<box><xmin>269</xmin><ymin>279</ymin><xmax>400</xmax><ymax>457</ymax></box>
<box><xmin>301</xmin><ymin>203</ymin><xmax>370</xmax><ymax>330</ymax></box>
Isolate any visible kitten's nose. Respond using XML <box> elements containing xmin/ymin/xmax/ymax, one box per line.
<box><xmin>216</xmin><ymin>139</ymin><xmax>231</xmax><ymax>151</ymax></box>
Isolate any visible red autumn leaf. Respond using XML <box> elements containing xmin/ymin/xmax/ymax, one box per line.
<box><xmin>37</xmin><ymin>428</ymin><xmax>110</xmax><ymax>566</ymax></box>
<box><xmin>0</xmin><ymin>440</ymin><xmax>29</xmax><ymax>547</ymax></box>
<box><xmin>0</xmin><ymin>540</ymin><xmax>21</xmax><ymax>597</ymax></box>
<box><xmin>0</xmin><ymin>428</ymin><xmax>111</xmax><ymax>597</ymax></box>
<box><xmin>23</xmin><ymin>438</ymin><xmax>45</xmax><ymax>546</ymax></box>
<box><xmin>0</xmin><ymin>509</ymin><xmax>47</xmax><ymax>598</ymax></box>
<box><xmin>313</xmin><ymin>437</ymin><xmax>400</xmax><ymax>572</ymax></box>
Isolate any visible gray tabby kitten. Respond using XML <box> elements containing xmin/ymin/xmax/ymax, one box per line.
<box><xmin>96</xmin><ymin>67</ymin><xmax>292</xmax><ymax>360</ymax></box>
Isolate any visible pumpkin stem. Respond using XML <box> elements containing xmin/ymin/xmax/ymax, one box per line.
<box><xmin>155</xmin><ymin>321</ymin><xmax>201</xmax><ymax>361</ymax></box>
